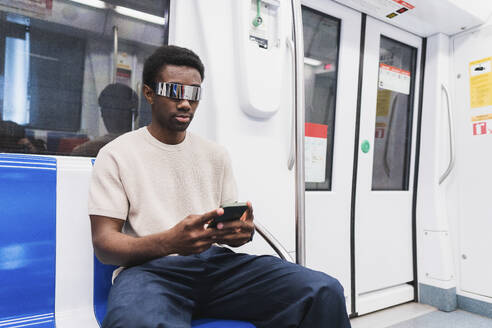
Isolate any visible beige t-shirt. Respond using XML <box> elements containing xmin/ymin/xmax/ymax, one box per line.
<box><xmin>88</xmin><ymin>127</ymin><xmax>238</xmax><ymax>237</ymax></box>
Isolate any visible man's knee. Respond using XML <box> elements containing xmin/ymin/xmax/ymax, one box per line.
<box><xmin>296</xmin><ymin>269</ymin><xmax>345</xmax><ymax>303</ymax></box>
<box><xmin>316</xmin><ymin>273</ymin><xmax>345</xmax><ymax>302</ymax></box>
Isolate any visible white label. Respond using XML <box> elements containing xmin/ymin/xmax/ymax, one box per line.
<box><xmin>305</xmin><ymin>136</ymin><xmax>327</xmax><ymax>183</ymax></box>
<box><xmin>378</xmin><ymin>63</ymin><xmax>411</xmax><ymax>95</ymax></box>
<box><xmin>335</xmin><ymin>0</ymin><xmax>415</xmax><ymax>19</ymax></box>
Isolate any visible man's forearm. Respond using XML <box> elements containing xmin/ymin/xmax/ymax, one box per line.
<box><xmin>93</xmin><ymin>230</ymin><xmax>175</xmax><ymax>267</ymax></box>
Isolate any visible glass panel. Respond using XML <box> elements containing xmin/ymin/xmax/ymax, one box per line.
<box><xmin>302</xmin><ymin>6</ymin><xmax>340</xmax><ymax>191</ymax></box>
<box><xmin>0</xmin><ymin>1</ymin><xmax>169</xmax><ymax>156</ymax></box>
<box><xmin>372</xmin><ymin>36</ymin><xmax>417</xmax><ymax>190</ymax></box>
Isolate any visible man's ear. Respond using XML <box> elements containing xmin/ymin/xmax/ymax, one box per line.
<box><xmin>143</xmin><ymin>85</ymin><xmax>155</xmax><ymax>105</ymax></box>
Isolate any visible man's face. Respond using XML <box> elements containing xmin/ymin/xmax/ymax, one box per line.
<box><xmin>146</xmin><ymin>65</ymin><xmax>202</xmax><ymax>133</ymax></box>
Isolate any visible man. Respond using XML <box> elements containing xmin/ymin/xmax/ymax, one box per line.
<box><xmin>0</xmin><ymin>120</ymin><xmax>38</xmax><ymax>153</ymax></box>
<box><xmin>89</xmin><ymin>45</ymin><xmax>351</xmax><ymax>328</ymax></box>
<box><xmin>72</xmin><ymin>83</ymin><xmax>138</xmax><ymax>157</ymax></box>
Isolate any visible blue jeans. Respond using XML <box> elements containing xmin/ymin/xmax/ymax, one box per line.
<box><xmin>103</xmin><ymin>246</ymin><xmax>351</xmax><ymax>328</ymax></box>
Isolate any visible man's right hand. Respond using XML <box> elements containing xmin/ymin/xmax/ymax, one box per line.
<box><xmin>166</xmin><ymin>208</ymin><xmax>224</xmax><ymax>256</ymax></box>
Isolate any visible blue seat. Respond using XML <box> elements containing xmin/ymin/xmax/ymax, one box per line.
<box><xmin>0</xmin><ymin>154</ymin><xmax>57</xmax><ymax>327</ymax></box>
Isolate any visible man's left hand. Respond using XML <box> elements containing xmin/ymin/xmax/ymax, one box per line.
<box><xmin>213</xmin><ymin>201</ymin><xmax>255</xmax><ymax>247</ymax></box>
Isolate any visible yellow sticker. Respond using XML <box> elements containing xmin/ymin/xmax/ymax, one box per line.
<box><xmin>469</xmin><ymin>57</ymin><xmax>492</xmax><ymax>109</ymax></box>
<box><xmin>376</xmin><ymin>89</ymin><xmax>392</xmax><ymax>117</ymax></box>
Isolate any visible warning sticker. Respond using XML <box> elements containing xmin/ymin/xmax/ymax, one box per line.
<box><xmin>472</xmin><ymin>121</ymin><xmax>492</xmax><ymax>136</ymax></box>
<box><xmin>471</xmin><ymin>114</ymin><xmax>492</xmax><ymax>136</ymax></box>
<box><xmin>305</xmin><ymin>123</ymin><xmax>328</xmax><ymax>183</ymax></box>
<box><xmin>338</xmin><ymin>0</ymin><xmax>415</xmax><ymax>21</ymax></box>
<box><xmin>469</xmin><ymin>57</ymin><xmax>492</xmax><ymax>109</ymax></box>
<box><xmin>378</xmin><ymin>63</ymin><xmax>411</xmax><ymax>95</ymax></box>
<box><xmin>116</xmin><ymin>52</ymin><xmax>132</xmax><ymax>86</ymax></box>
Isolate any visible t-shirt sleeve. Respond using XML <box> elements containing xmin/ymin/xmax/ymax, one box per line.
<box><xmin>220</xmin><ymin>149</ymin><xmax>238</xmax><ymax>205</ymax></box>
<box><xmin>88</xmin><ymin>148</ymin><xmax>129</xmax><ymax>220</ymax></box>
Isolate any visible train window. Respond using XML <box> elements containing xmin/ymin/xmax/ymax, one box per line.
<box><xmin>0</xmin><ymin>0</ymin><xmax>169</xmax><ymax>157</ymax></box>
<box><xmin>302</xmin><ymin>6</ymin><xmax>340</xmax><ymax>191</ymax></box>
<box><xmin>371</xmin><ymin>36</ymin><xmax>417</xmax><ymax>190</ymax></box>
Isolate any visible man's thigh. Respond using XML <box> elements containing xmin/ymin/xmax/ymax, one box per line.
<box><xmin>103</xmin><ymin>254</ymin><xmax>206</xmax><ymax>328</ymax></box>
<box><xmin>200</xmin><ymin>247</ymin><xmax>348</xmax><ymax>327</ymax></box>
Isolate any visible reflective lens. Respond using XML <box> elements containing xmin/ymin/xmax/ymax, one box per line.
<box><xmin>155</xmin><ymin>82</ymin><xmax>201</xmax><ymax>101</ymax></box>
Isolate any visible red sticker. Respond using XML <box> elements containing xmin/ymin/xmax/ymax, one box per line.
<box><xmin>305</xmin><ymin>123</ymin><xmax>328</xmax><ymax>139</ymax></box>
<box><xmin>473</xmin><ymin>122</ymin><xmax>487</xmax><ymax>136</ymax></box>
<box><xmin>392</xmin><ymin>0</ymin><xmax>415</xmax><ymax>9</ymax></box>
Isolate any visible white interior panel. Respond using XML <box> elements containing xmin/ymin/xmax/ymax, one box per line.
<box><xmin>170</xmin><ymin>0</ymin><xmax>296</xmax><ymax>255</ymax></box>
<box><xmin>55</xmin><ymin>157</ymin><xmax>99</xmax><ymax>328</ymax></box>
<box><xmin>452</xmin><ymin>23</ymin><xmax>492</xmax><ymax>299</ymax></box>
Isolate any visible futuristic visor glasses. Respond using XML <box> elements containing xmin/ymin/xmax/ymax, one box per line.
<box><xmin>155</xmin><ymin>82</ymin><xmax>201</xmax><ymax>101</ymax></box>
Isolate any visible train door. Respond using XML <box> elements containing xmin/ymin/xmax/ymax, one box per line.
<box><xmin>354</xmin><ymin>16</ymin><xmax>421</xmax><ymax>314</ymax></box>
<box><xmin>302</xmin><ymin>0</ymin><xmax>361</xmax><ymax>313</ymax></box>
<box><xmin>302</xmin><ymin>1</ymin><xmax>422</xmax><ymax>315</ymax></box>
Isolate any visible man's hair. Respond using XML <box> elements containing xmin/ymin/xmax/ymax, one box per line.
<box><xmin>143</xmin><ymin>45</ymin><xmax>205</xmax><ymax>90</ymax></box>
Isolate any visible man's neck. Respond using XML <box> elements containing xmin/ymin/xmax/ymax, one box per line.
<box><xmin>147</xmin><ymin>123</ymin><xmax>186</xmax><ymax>145</ymax></box>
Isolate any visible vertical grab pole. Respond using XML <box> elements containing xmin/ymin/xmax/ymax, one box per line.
<box><xmin>113</xmin><ymin>26</ymin><xmax>118</xmax><ymax>84</ymax></box>
<box><xmin>291</xmin><ymin>0</ymin><xmax>306</xmax><ymax>266</ymax></box>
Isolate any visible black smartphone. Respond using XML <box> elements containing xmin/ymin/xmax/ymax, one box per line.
<box><xmin>208</xmin><ymin>202</ymin><xmax>248</xmax><ymax>228</ymax></box>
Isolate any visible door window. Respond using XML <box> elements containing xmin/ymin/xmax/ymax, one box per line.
<box><xmin>372</xmin><ymin>36</ymin><xmax>416</xmax><ymax>190</ymax></box>
<box><xmin>302</xmin><ymin>6</ymin><xmax>340</xmax><ymax>191</ymax></box>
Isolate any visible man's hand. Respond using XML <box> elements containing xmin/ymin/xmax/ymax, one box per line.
<box><xmin>213</xmin><ymin>201</ymin><xmax>255</xmax><ymax>248</ymax></box>
<box><xmin>166</xmin><ymin>208</ymin><xmax>224</xmax><ymax>255</ymax></box>
<box><xmin>91</xmin><ymin>205</ymin><xmax>255</xmax><ymax>267</ymax></box>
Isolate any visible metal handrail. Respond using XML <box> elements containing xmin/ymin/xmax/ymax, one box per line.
<box><xmin>439</xmin><ymin>84</ymin><xmax>455</xmax><ymax>185</ymax></box>
<box><xmin>291</xmin><ymin>0</ymin><xmax>306</xmax><ymax>266</ymax></box>
<box><xmin>254</xmin><ymin>221</ymin><xmax>293</xmax><ymax>262</ymax></box>
<box><xmin>113</xmin><ymin>26</ymin><xmax>118</xmax><ymax>84</ymax></box>
<box><xmin>286</xmin><ymin>37</ymin><xmax>296</xmax><ymax>171</ymax></box>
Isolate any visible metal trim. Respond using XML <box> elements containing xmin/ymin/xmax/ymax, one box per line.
<box><xmin>286</xmin><ymin>37</ymin><xmax>296</xmax><ymax>171</ymax></box>
<box><xmin>113</xmin><ymin>26</ymin><xmax>118</xmax><ymax>84</ymax></box>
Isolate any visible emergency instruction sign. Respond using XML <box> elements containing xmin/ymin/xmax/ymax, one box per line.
<box><xmin>305</xmin><ymin>123</ymin><xmax>328</xmax><ymax>183</ymax></box>
<box><xmin>469</xmin><ymin>57</ymin><xmax>492</xmax><ymax>109</ymax></box>
<box><xmin>378</xmin><ymin>63</ymin><xmax>411</xmax><ymax>95</ymax></box>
